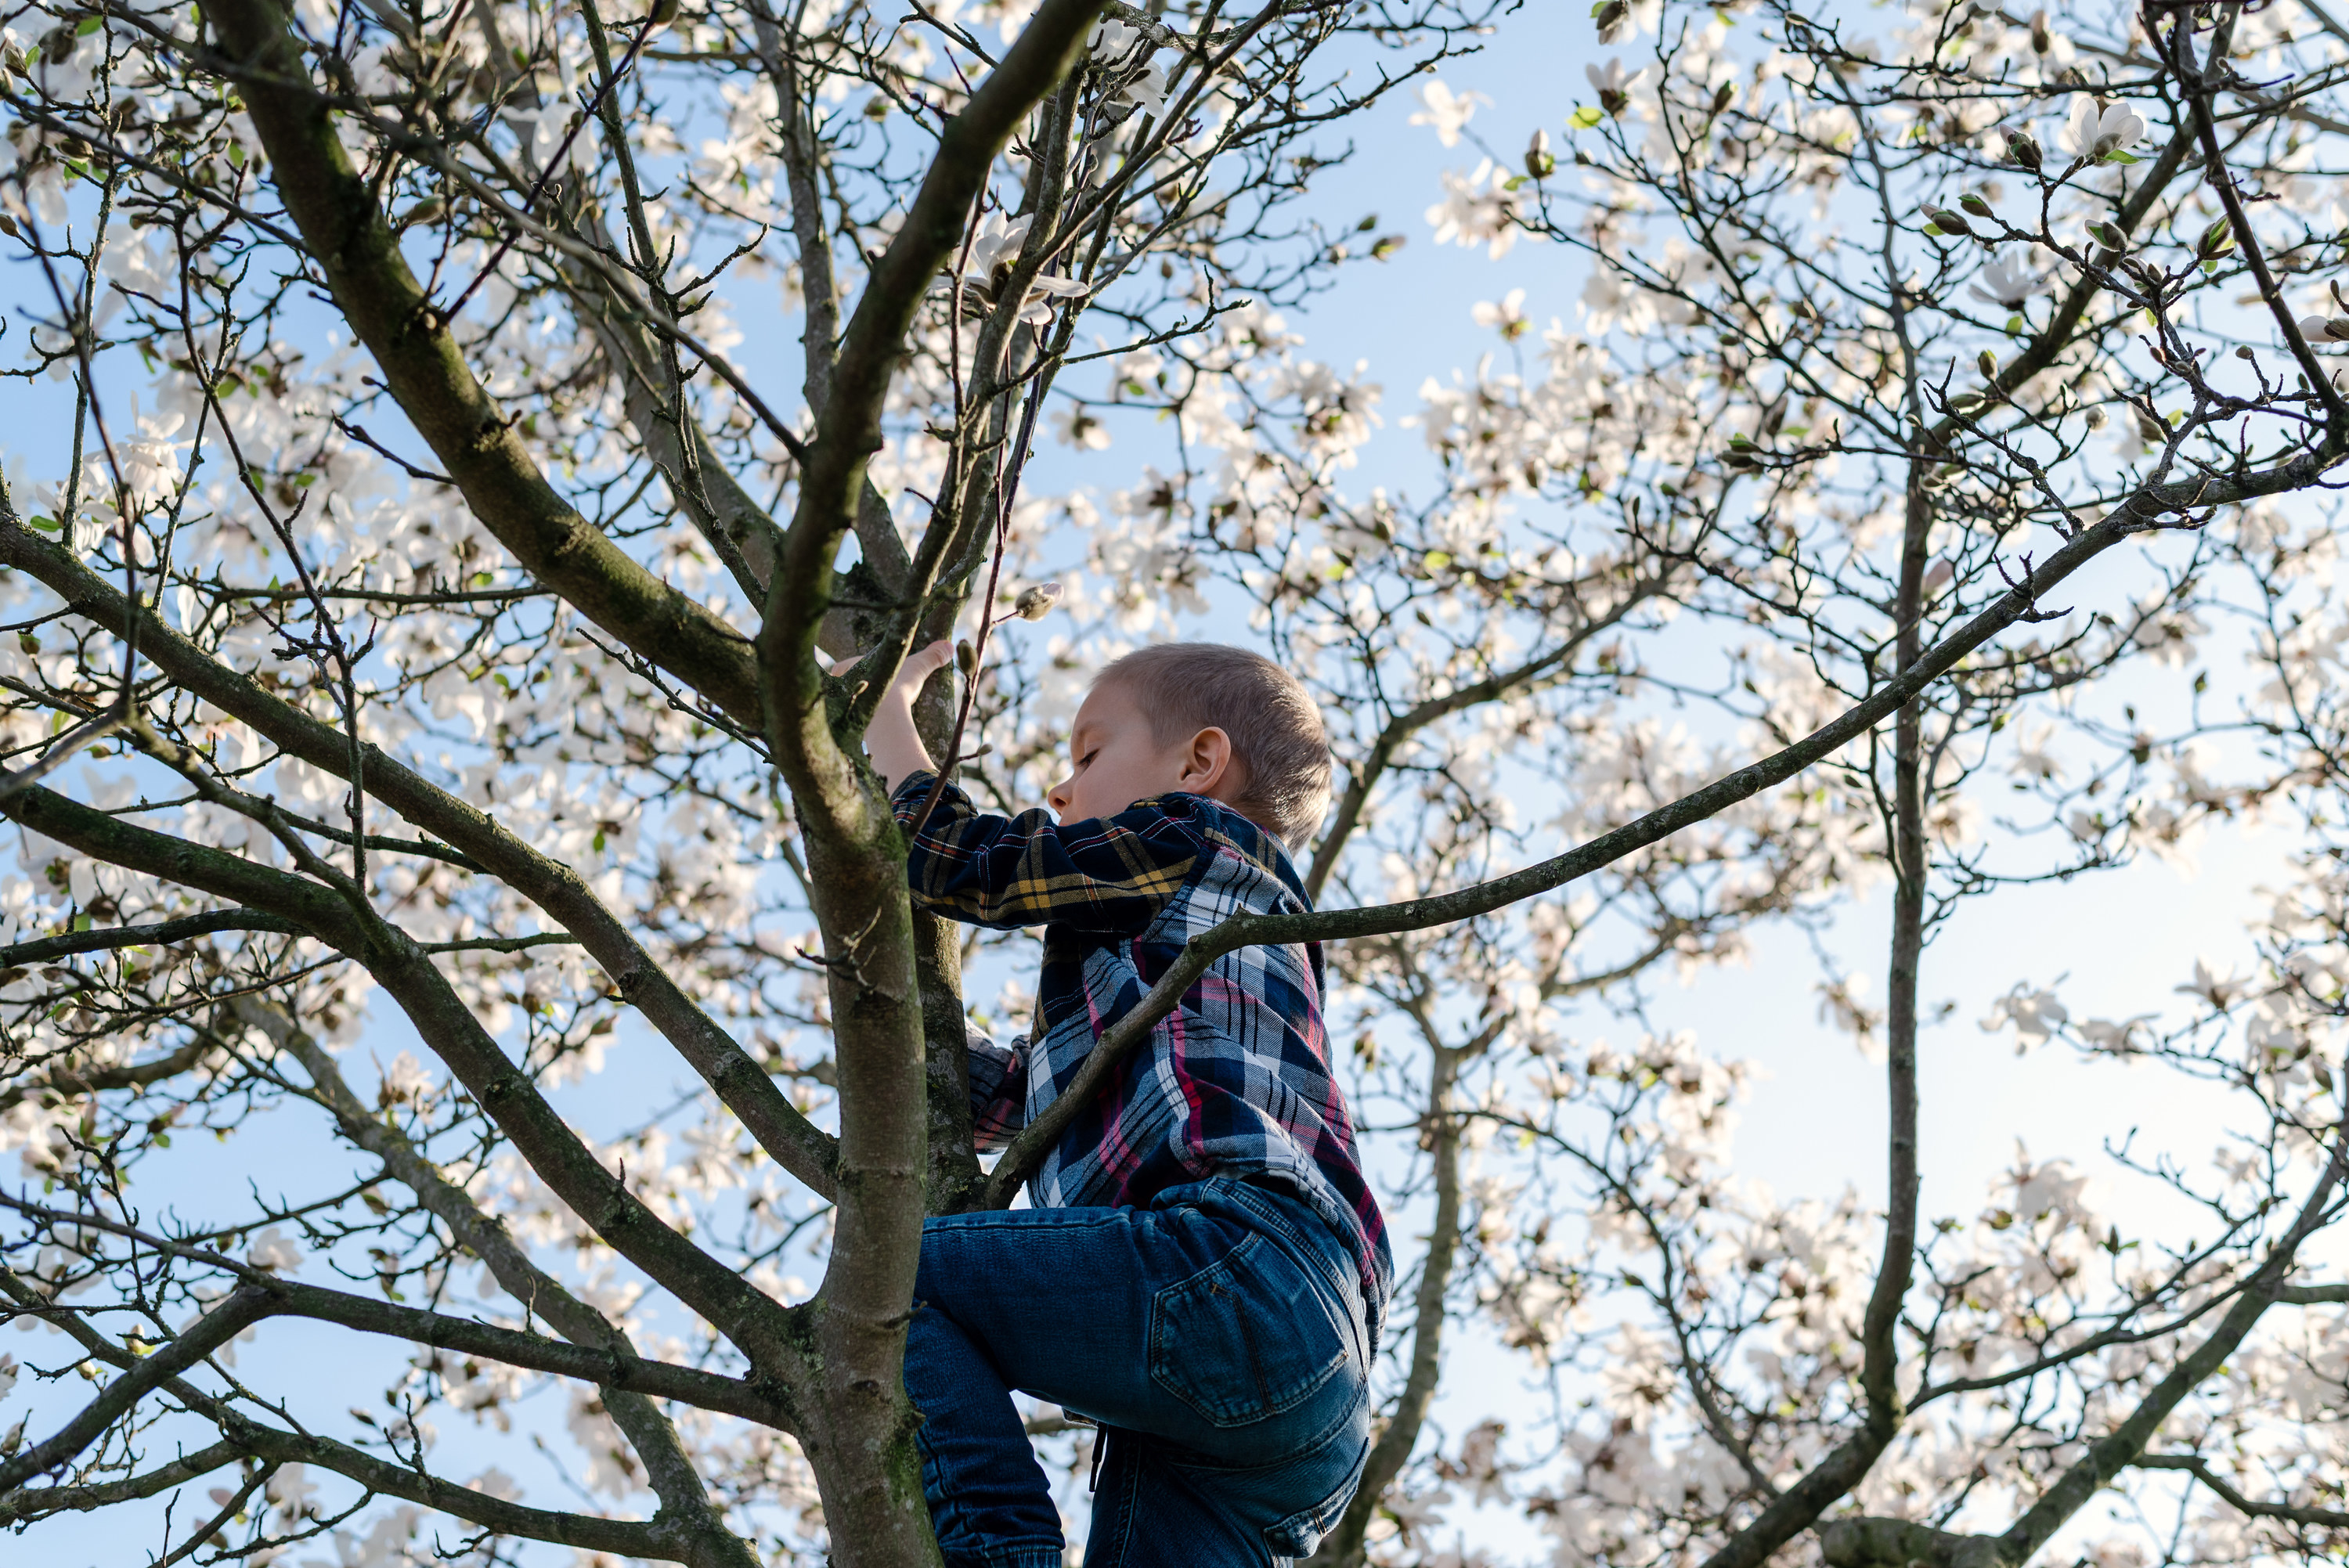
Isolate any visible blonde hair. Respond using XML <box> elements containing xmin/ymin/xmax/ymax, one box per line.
<box><xmin>1094</xmin><ymin>643</ymin><xmax>1333</xmax><ymax>851</ymax></box>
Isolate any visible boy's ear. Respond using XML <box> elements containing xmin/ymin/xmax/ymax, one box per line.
<box><xmin>1178</xmin><ymin>726</ymin><xmax>1236</xmax><ymax>796</ymax></box>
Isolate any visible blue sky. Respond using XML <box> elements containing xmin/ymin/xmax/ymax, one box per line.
<box><xmin>9</xmin><ymin>1</ymin><xmax>2340</xmax><ymax>1558</ymax></box>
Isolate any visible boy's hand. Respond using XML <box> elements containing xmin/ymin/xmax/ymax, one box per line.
<box><xmin>838</xmin><ymin>640</ymin><xmax>954</xmax><ymax>795</ymax></box>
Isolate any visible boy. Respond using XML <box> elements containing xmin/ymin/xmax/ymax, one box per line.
<box><xmin>861</xmin><ymin>639</ymin><xmax>1392</xmax><ymax>1567</ymax></box>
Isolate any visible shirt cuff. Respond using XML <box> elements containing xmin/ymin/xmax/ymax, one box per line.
<box><xmin>890</xmin><ymin>770</ymin><xmax>945</xmax><ymax>828</ymax></box>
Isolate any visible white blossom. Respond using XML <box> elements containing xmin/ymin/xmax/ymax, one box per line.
<box><xmin>1409</xmin><ymin>81</ymin><xmax>1488</xmax><ymax>147</ymax></box>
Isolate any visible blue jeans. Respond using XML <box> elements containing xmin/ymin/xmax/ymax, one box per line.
<box><xmin>904</xmin><ymin>1175</ymin><xmax>1373</xmax><ymax>1567</ymax></box>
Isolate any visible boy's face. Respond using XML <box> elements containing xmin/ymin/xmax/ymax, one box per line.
<box><xmin>1048</xmin><ymin>679</ymin><xmax>1237</xmax><ymax>824</ymax></box>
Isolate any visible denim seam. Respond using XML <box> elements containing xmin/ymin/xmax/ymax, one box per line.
<box><xmin>1158</xmin><ymin>1373</ymin><xmax>1366</xmax><ymax>1479</ymax></box>
<box><xmin>1212</xmin><ymin>1179</ymin><xmax>1369</xmax><ymax>1369</ymax></box>
<box><xmin>1217</xmin><ymin>1179</ymin><xmax>1359</xmax><ymax>1308</ymax></box>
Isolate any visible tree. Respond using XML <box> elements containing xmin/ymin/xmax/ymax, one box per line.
<box><xmin>0</xmin><ymin>0</ymin><xmax>2342</xmax><ymax>1563</ymax></box>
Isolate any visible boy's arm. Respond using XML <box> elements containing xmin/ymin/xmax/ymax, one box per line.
<box><xmin>891</xmin><ymin>773</ymin><xmax>1200</xmax><ymax>932</ymax></box>
<box><xmin>964</xmin><ymin>1026</ymin><xmax>1027</xmax><ymax>1152</ymax></box>
<box><xmin>857</xmin><ymin>640</ymin><xmax>954</xmax><ymax>795</ymax></box>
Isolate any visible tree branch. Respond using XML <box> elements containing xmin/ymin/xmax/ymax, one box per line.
<box><xmin>203</xmin><ymin>0</ymin><xmax>765</xmax><ymax>728</ymax></box>
<box><xmin>982</xmin><ymin>475</ymin><xmax>2319</xmax><ymax>1210</ymax></box>
<box><xmin>2134</xmin><ymin>1454</ymin><xmax>2349</xmax><ymax>1531</ymax></box>
<box><xmin>0</xmin><ymin>513</ymin><xmax>839</xmax><ymax>1200</ymax></box>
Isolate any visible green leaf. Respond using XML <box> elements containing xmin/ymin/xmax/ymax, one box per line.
<box><xmin>27</xmin><ymin>515</ymin><xmax>58</xmax><ymax>532</ymax></box>
<box><xmin>2006</xmin><ymin>314</ymin><xmax>2026</xmax><ymax>335</ymax></box>
<box><xmin>1569</xmin><ymin>104</ymin><xmax>1604</xmax><ymax>130</ymax></box>
<box><xmin>2103</xmin><ymin>149</ymin><xmax>2140</xmax><ymax>164</ymax></box>
<box><xmin>76</xmin><ymin>16</ymin><xmax>102</xmax><ymax>33</ymax></box>
<box><xmin>226</xmin><ymin>142</ymin><xmax>246</xmax><ymax>168</ymax></box>
<box><xmin>1422</xmin><ymin>550</ymin><xmax>1453</xmax><ymax>571</ymax></box>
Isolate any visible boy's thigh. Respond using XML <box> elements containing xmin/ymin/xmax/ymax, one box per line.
<box><xmin>1085</xmin><ymin>1388</ymin><xmax>1372</xmax><ymax>1567</ymax></box>
<box><xmin>915</xmin><ymin>1197</ymin><xmax>1247</xmax><ymax>1425</ymax></box>
<box><xmin>915</xmin><ymin>1182</ymin><xmax>1365</xmax><ymax>1461</ymax></box>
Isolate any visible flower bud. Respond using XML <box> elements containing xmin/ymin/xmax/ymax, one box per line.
<box><xmin>1525</xmin><ymin>128</ymin><xmax>1555</xmax><ymax>180</ymax></box>
<box><xmin>2196</xmin><ymin>218</ymin><xmax>2235</xmax><ymax>260</ymax></box>
<box><xmin>1959</xmin><ymin>193</ymin><xmax>1993</xmax><ymax>218</ymax></box>
<box><xmin>1593</xmin><ymin>0</ymin><xmax>1629</xmax><ymax>40</ymax></box>
<box><xmin>2087</xmin><ymin>221</ymin><xmax>2127</xmax><ymax>254</ymax></box>
<box><xmin>2006</xmin><ymin>132</ymin><xmax>2041</xmax><ymax>171</ymax></box>
<box><xmin>1925</xmin><ymin>205</ymin><xmax>1972</xmax><ymax>238</ymax></box>
<box><xmin>955</xmin><ymin>638</ymin><xmax>978</xmax><ymax>678</ymax></box>
<box><xmin>2030</xmin><ymin>7</ymin><xmax>2052</xmax><ymax>52</ymax></box>
<box><xmin>1012</xmin><ymin>582</ymin><xmax>1063</xmax><ymax>621</ymax></box>
<box><xmin>1978</xmin><ymin>349</ymin><xmax>1999</xmax><ymax>380</ymax></box>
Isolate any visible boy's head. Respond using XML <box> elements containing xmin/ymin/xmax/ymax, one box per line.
<box><xmin>1046</xmin><ymin>643</ymin><xmax>1332</xmax><ymax>850</ymax></box>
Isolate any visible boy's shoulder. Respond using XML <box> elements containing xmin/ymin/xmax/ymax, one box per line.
<box><xmin>1127</xmin><ymin>792</ymin><xmax>1310</xmax><ymax>910</ymax></box>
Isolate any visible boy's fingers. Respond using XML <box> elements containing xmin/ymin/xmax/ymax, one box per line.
<box><xmin>909</xmin><ymin>639</ymin><xmax>955</xmax><ymax>677</ymax></box>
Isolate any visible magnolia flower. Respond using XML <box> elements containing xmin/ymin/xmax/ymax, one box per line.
<box><xmin>2061</xmin><ymin>95</ymin><xmax>2144</xmax><ymax>160</ymax></box>
<box><xmin>1968</xmin><ymin>247</ymin><xmax>2051</xmax><ymax>306</ymax></box>
<box><xmin>962</xmin><ymin>211</ymin><xmax>1032</xmax><ymax>278</ymax></box>
<box><xmin>953</xmin><ymin>211</ymin><xmax>1087</xmax><ymax>324</ymax></box>
<box><xmin>2298</xmin><ymin>313</ymin><xmax>2349</xmax><ymax>344</ymax></box>
<box><xmin>1471</xmin><ymin>289</ymin><xmax>1531</xmax><ymax>340</ymax></box>
<box><xmin>1013</xmin><ymin>274</ymin><xmax>1088</xmax><ymax>326</ymax></box>
<box><xmin>247</xmin><ymin>1227</ymin><xmax>304</xmax><ymax>1273</ymax></box>
<box><xmin>1982</xmin><ymin>982</ymin><xmax>2068</xmax><ymax>1050</ymax></box>
<box><xmin>1586</xmin><ymin>57</ymin><xmax>1643</xmax><ymax>114</ymax></box>
<box><xmin>1088</xmin><ymin>18</ymin><xmax>1167</xmax><ymax>112</ymax></box>
<box><xmin>1409</xmin><ymin>81</ymin><xmax>1488</xmax><ymax>148</ymax></box>
<box><xmin>1117</xmin><ymin>59</ymin><xmax>1169</xmax><ymax>114</ymax></box>
<box><xmin>1426</xmin><ymin>160</ymin><xmax>1524</xmax><ymax>258</ymax></box>
<box><xmin>2174</xmin><ymin>956</ymin><xmax>2246</xmax><ymax>1010</ymax></box>
<box><xmin>1050</xmin><ymin>406</ymin><xmax>1112</xmax><ymax>449</ymax></box>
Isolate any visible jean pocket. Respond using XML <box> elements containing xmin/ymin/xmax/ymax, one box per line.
<box><xmin>1149</xmin><ymin>1231</ymin><xmax>1348</xmax><ymax>1428</ymax></box>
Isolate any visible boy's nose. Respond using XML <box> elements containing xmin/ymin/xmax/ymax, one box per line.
<box><xmin>1046</xmin><ymin>775</ymin><xmax>1073</xmax><ymax>813</ymax></box>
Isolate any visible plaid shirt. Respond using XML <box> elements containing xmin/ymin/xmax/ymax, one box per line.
<box><xmin>894</xmin><ymin>773</ymin><xmax>1391</xmax><ymax>1333</ymax></box>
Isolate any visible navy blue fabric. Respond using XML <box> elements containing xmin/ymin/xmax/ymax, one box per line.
<box><xmin>905</xmin><ymin>1177</ymin><xmax>1373</xmax><ymax>1566</ymax></box>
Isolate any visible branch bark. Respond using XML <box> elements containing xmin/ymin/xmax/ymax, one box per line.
<box><xmin>749</xmin><ymin>6</ymin><xmax>1102</xmax><ymax>1559</ymax></box>
<box><xmin>2133</xmin><ymin>1454</ymin><xmax>2349</xmax><ymax>1531</ymax></box>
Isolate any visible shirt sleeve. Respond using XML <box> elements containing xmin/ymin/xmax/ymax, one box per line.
<box><xmin>891</xmin><ymin>772</ymin><xmax>1201</xmax><ymax>934</ymax></box>
<box><xmin>963</xmin><ymin>1025</ymin><xmax>1027</xmax><ymax>1152</ymax></box>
